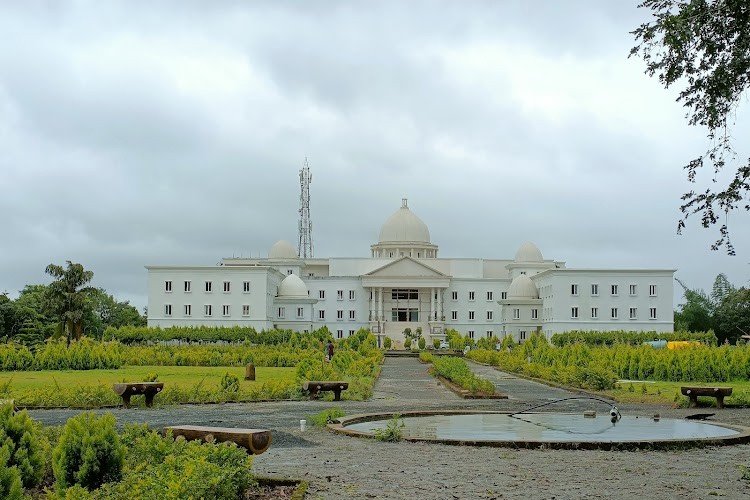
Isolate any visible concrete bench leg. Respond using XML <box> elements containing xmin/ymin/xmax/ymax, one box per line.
<box><xmin>716</xmin><ymin>396</ymin><xmax>725</xmax><ymax>409</ymax></box>
<box><xmin>333</xmin><ymin>389</ymin><xmax>342</xmax><ymax>401</ymax></box>
<box><xmin>121</xmin><ymin>394</ymin><xmax>131</xmax><ymax>407</ymax></box>
<box><xmin>688</xmin><ymin>395</ymin><xmax>698</xmax><ymax>408</ymax></box>
<box><xmin>145</xmin><ymin>393</ymin><xmax>156</xmax><ymax>407</ymax></box>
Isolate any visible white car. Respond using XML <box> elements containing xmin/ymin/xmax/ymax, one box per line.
<box><xmin>439</xmin><ymin>340</ymin><xmax>450</xmax><ymax>349</ymax></box>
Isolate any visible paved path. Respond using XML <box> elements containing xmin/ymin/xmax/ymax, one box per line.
<box><xmin>27</xmin><ymin>356</ymin><xmax>750</xmax><ymax>499</ymax></box>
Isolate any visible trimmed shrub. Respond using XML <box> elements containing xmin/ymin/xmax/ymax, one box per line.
<box><xmin>0</xmin><ymin>404</ymin><xmax>46</xmax><ymax>488</ymax></box>
<box><xmin>0</xmin><ymin>442</ymin><xmax>23</xmax><ymax>500</ymax></box>
<box><xmin>53</xmin><ymin>412</ymin><xmax>124</xmax><ymax>491</ymax></box>
<box><xmin>383</xmin><ymin>337</ymin><xmax>392</xmax><ymax>349</ymax></box>
<box><xmin>418</xmin><ymin>338</ymin><xmax>426</xmax><ymax>350</ymax></box>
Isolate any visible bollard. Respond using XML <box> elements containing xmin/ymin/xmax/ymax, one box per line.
<box><xmin>300</xmin><ymin>419</ymin><xmax>307</xmax><ymax>431</ymax></box>
<box><xmin>245</xmin><ymin>363</ymin><xmax>256</xmax><ymax>381</ymax></box>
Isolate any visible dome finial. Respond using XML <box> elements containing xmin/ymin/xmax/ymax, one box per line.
<box><xmin>401</xmin><ymin>198</ymin><xmax>408</xmax><ymax>209</ymax></box>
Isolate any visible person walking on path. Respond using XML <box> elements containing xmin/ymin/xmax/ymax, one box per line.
<box><xmin>326</xmin><ymin>340</ymin><xmax>335</xmax><ymax>362</ymax></box>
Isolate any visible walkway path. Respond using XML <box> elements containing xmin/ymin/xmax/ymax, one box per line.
<box><xmin>27</xmin><ymin>356</ymin><xmax>750</xmax><ymax>499</ymax></box>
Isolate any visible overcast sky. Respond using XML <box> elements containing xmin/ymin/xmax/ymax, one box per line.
<box><xmin>1</xmin><ymin>1</ymin><xmax>749</xmax><ymax>312</ymax></box>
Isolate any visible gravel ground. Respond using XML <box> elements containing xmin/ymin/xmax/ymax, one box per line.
<box><xmin>28</xmin><ymin>357</ymin><xmax>750</xmax><ymax>499</ymax></box>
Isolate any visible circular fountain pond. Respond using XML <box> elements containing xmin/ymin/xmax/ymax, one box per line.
<box><xmin>330</xmin><ymin>410</ymin><xmax>750</xmax><ymax>450</ymax></box>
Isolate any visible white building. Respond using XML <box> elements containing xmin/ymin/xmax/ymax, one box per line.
<box><xmin>146</xmin><ymin>199</ymin><xmax>675</xmax><ymax>343</ymax></box>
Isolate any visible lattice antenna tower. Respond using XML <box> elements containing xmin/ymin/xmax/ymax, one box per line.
<box><xmin>298</xmin><ymin>158</ymin><xmax>313</xmax><ymax>258</ymax></box>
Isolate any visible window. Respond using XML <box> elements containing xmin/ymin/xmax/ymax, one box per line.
<box><xmin>223</xmin><ymin>305</ymin><xmax>230</xmax><ymax>316</ymax></box>
<box><xmin>392</xmin><ymin>289</ymin><xmax>418</xmax><ymax>300</ymax></box>
<box><xmin>469</xmin><ymin>311</ymin><xmax>475</xmax><ymax>320</ymax></box>
<box><xmin>242</xmin><ymin>305</ymin><xmax>250</xmax><ymax>316</ymax></box>
<box><xmin>591</xmin><ymin>307</ymin><xmax>598</xmax><ymax>319</ymax></box>
<box><xmin>337</xmin><ymin>310</ymin><xmax>344</xmax><ymax>320</ymax></box>
<box><xmin>486</xmin><ymin>311</ymin><xmax>493</xmax><ymax>320</ymax></box>
<box><xmin>469</xmin><ymin>291</ymin><xmax>475</xmax><ymax>301</ymax></box>
<box><xmin>319</xmin><ymin>290</ymin><xmax>325</xmax><ymax>299</ymax></box>
<box><xmin>184</xmin><ymin>304</ymin><xmax>192</xmax><ymax>316</ymax></box>
<box><xmin>349</xmin><ymin>310</ymin><xmax>355</xmax><ymax>320</ymax></box>
<box><xmin>164</xmin><ymin>304</ymin><xmax>172</xmax><ymax>316</ymax></box>
<box><xmin>468</xmin><ymin>331</ymin><xmax>475</xmax><ymax>340</ymax></box>
<box><xmin>501</xmin><ymin>292</ymin><xmax>507</xmax><ymax>300</ymax></box>
<box><xmin>204</xmin><ymin>305</ymin><xmax>212</xmax><ymax>316</ymax></box>
<box><xmin>571</xmin><ymin>284</ymin><xmax>579</xmax><ymax>296</ymax></box>
<box><xmin>630</xmin><ymin>307</ymin><xmax>638</xmax><ymax>319</ymax></box>
<box><xmin>287</xmin><ymin>269</ymin><xmax>293</xmax><ymax>275</ymax></box>
<box><xmin>297</xmin><ymin>307</ymin><xmax>304</xmax><ymax>318</ymax></box>
<box><xmin>451</xmin><ymin>311</ymin><xmax>458</xmax><ymax>320</ymax></box>
<box><xmin>650</xmin><ymin>307</ymin><xmax>657</xmax><ymax>319</ymax></box>
<box><xmin>349</xmin><ymin>290</ymin><xmax>356</xmax><ymax>300</ymax></box>
<box><xmin>486</xmin><ymin>291</ymin><xmax>493</xmax><ymax>301</ymax></box>
<box><xmin>649</xmin><ymin>285</ymin><xmax>657</xmax><ymax>296</ymax></box>
<box><xmin>337</xmin><ymin>330</ymin><xmax>343</xmax><ymax>339</ymax></box>
<box><xmin>392</xmin><ymin>308</ymin><xmax>419</xmax><ymax>321</ymax></box>
<box><xmin>348</xmin><ymin>330</ymin><xmax>355</xmax><ymax>337</ymax></box>
<box><xmin>451</xmin><ymin>291</ymin><xmax>458</xmax><ymax>301</ymax></box>
<box><xmin>184</xmin><ymin>281</ymin><xmax>191</xmax><ymax>292</ymax></box>
<box><xmin>571</xmin><ymin>307</ymin><xmax>579</xmax><ymax>319</ymax></box>
<box><xmin>513</xmin><ymin>308</ymin><xmax>520</xmax><ymax>320</ymax></box>
<box><xmin>531</xmin><ymin>309</ymin><xmax>538</xmax><ymax>319</ymax></box>
<box><xmin>486</xmin><ymin>331</ymin><xmax>493</xmax><ymax>338</ymax></box>
<box><xmin>591</xmin><ymin>284</ymin><xmax>598</xmax><ymax>296</ymax></box>
<box><xmin>222</xmin><ymin>281</ymin><xmax>230</xmax><ymax>293</ymax></box>
<box><xmin>319</xmin><ymin>310</ymin><xmax>325</xmax><ymax>320</ymax></box>
<box><xmin>520</xmin><ymin>271</ymin><xmax>526</xmax><ymax>275</ymax></box>
<box><xmin>277</xmin><ymin>307</ymin><xmax>285</xmax><ymax>318</ymax></box>
<box><xmin>520</xmin><ymin>331</ymin><xmax>527</xmax><ymax>340</ymax></box>
<box><xmin>205</xmin><ymin>281</ymin><xmax>213</xmax><ymax>293</ymax></box>
<box><xmin>165</xmin><ymin>281</ymin><xmax>172</xmax><ymax>292</ymax></box>
<box><xmin>629</xmin><ymin>284</ymin><xmax>637</xmax><ymax>296</ymax></box>
<box><xmin>337</xmin><ymin>290</ymin><xmax>344</xmax><ymax>300</ymax></box>
<box><xmin>611</xmin><ymin>284</ymin><xmax>618</xmax><ymax>296</ymax></box>
<box><xmin>243</xmin><ymin>281</ymin><xmax>251</xmax><ymax>293</ymax></box>
<box><xmin>611</xmin><ymin>307</ymin><xmax>618</xmax><ymax>319</ymax></box>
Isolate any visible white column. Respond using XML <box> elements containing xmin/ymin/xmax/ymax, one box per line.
<box><xmin>438</xmin><ymin>289</ymin><xmax>443</xmax><ymax>321</ymax></box>
<box><xmin>369</xmin><ymin>288</ymin><xmax>374</xmax><ymax>321</ymax></box>
<box><xmin>378</xmin><ymin>287</ymin><xmax>383</xmax><ymax>321</ymax></box>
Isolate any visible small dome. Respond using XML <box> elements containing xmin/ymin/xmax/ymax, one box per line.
<box><xmin>378</xmin><ymin>199</ymin><xmax>431</xmax><ymax>244</ymax></box>
<box><xmin>514</xmin><ymin>242</ymin><xmax>543</xmax><ymax>262</ymax></box>
<box><xmin>278</xmin><ymin>273</ymin><xmax>308</xmax><ymax>298</ymax></box>
<box><xmin>507</xmin><ymin>275</ymin><xmax>539</xmax><ymax>299</ymax></box>
<box><xmin>269</xmin><ymin>240</ymin><xmax>297</xmax><ymax>259</ymax></box>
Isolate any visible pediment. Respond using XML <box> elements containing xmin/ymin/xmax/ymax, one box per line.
<box><xmin>364</xmin><ymin>257</ymin><xmax>447</xmax><ymax>278</ymax></box>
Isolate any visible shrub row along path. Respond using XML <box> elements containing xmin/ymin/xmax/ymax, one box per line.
<box><xmin>29</xmin><ymin>356</ymin><xmax>750</xmax><ymax>499</ymax></box>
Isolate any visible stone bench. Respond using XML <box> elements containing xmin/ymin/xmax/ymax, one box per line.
<box><xmin>113</xmin><ymin>382</ymin><xmax>164</xmax><ymax>407</ymax></box>
<box><xmin>681</xmin><ymin>386</ymin><xmax>733</xmax><ymax>409</ymax></box>
<box><xmin>165</xmin><ymin>425</ymin><xmax>272</xmax><ymax>455</ymax></box>
<box><xmin>303</xmin><ymin>381</ymin><xmax>349</xmax><ymax>401</ymax></box>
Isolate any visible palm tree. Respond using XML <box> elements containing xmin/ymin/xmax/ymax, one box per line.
<box><xmin>44</xmin><ymin>261</ymin><xmax>96</xmax><ymax>346</ymax></box>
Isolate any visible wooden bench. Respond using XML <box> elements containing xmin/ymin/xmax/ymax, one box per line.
<box><xmin>113</xmin><ymin>382</ymin><xmax>164</xmax><ymax>407</ymax></box>
<box><xmin>165</xmin><ymin>425</ymin><xmax>272</xmax><ymax>455</ymax></box>
<box><xmin>303</xmin><ymin>381</ymin><xmax>349</xmax><ymax>401</ymax></box>
<box><xmin>681</xmin><ymin>386</ymin><xmax>733</xmax><ymax>409</ymax></box>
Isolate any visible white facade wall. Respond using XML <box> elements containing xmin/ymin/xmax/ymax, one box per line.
<box><xmin>146</xmin><ymin>266</ymin><xmax>280</xmax><ymax>330</ymax></box>
<box><xmin>307</xmin><ymin>277</ymin><xmax>369</xmax><ymax>338</ymax></box>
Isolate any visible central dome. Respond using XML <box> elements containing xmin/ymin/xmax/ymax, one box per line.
<box><xmin>378</xmin><ymin>199</ymin><xmax>431</xmax><ymax>244</ymax></box>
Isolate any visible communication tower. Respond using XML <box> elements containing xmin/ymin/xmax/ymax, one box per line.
<box><xmin>298</xmin><ymin>158</ymin><xmax>313</xmax><ymax>258</ymax></box>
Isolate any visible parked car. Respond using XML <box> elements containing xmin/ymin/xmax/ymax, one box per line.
<box><xmin>439</xmin><ymin>340</ymin><xmax>450</xmax><ymax>349</ymax></box>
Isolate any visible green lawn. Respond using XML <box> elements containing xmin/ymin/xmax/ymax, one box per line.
<box><xmin>0</xmin><ymin>366</ymin><xmax>296</xmax><ymax>396</ymax></box>
<box><xmin>602</xmin><ymin>379</ymin><xmax>750</xmax><ymax>407</ymax></box>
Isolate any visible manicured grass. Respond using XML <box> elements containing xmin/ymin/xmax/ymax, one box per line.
<box><xmin>0</xmin><ymin>366</ymin><xmax>296</xmax><ymax>397</ymax></box>
<box><xmin>601</xmin><ymin>379</ymin><xmax>750</xmax><ymax>407</ymax></box>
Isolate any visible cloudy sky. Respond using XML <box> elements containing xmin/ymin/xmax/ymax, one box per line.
<box><xmin>1</xmin><ymin>1</ymin><xmax>748</xmax><ymax>312</ymax></box>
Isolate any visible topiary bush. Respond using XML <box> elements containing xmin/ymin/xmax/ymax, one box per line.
<box><xmin>0</xmin><ymin>441</ymin><xmax>23</xmax><ymax>500</ymax></box>
<box><xmin>53</xmin><ymin>412</ymin><xmax>124</xmax><ymax>491</ymax></box>
<box><xmin>418</xmin><ymin>337</ymin><xmax>426</xmax><ymax>350</ymax></box>
<box><xmin>220</xmin><ymin>372</ymin><xmax>240</xmax><ymax>393</ymax></box>
<box><xmin>0</xmin><ymin>404</ymin><xmax>46</xmax><ymax>488</ymax></box>
<box><xmin>404</xmin><ymin>338</ymin><xmax>412</xmax><ymax>349</ymax></box>
<box><xmin>383</xmin><ymin>337</ymin><xmax>392</xmax><ymax>350</ymax></box>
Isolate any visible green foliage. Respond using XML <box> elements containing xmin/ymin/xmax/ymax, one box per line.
<box><xmin>44</xmin><ymin>261</ymin><xmax>96</xmax><ymax>345</ymax></box>
<box><xmin>631</xmin><ymin>0</ymin><xmax>750</xmax><ymax>252</ymax></box>
<box><xmin>550</xmin><ymin>330</ymin><xmax>717</xmax><ymax>347</ymax></box>
<box><xmin>383</xmin><ymin>337</ymin><xmax>392</xmax><ymax>350</ymax></box>
<box><xmin>53</xmin><ymin>412</ymin><xmax>124</xmax><ymax>491</ymax></box>
<box><xmin>374</xmin><ymin>414</ymin><xmax>405</xmax><ymax>442</ymax></box>
<box><xmin>740</xmin><ymin>464</ymin><xmax>750</xmax><ymax>481</ymax></box>
<box><xmin>220</xmin><ymin>372</ymin><xmax>240</xmax><ymax>393</ymax></box>
<box><xmin>0</xmin><ymin>442</ymin><xmax>23</xmax><ymax>500</ymax></box>
<box><xmin>33</xmin><ymin>339</ymin><xmax>122</xmax><ymax>370</ymax></box>
<box><xmin>143</xmin><ymin>373</ymin><xmax>158</xmax><ymax>382</ymax></box>
<box><xmin>432</xmin><ymin>338</ymin><xmax>440</xmax><ymax>349</ymax></box>
<box><xmin>105</xmin><ymin>325</ymin><xmax>332</xmax><ymax>345</ymax></box>
<box><xmin>418</xmin><ymin>337</ymin><xmax>426</xmax><ymax>350</ymax></box>
<box><xmin>430</xmin><ymin>356</ymin><xmax>496</xmax><ymax>395</ymax></box>
<box><xmin>403</xmin><ymin>338</ymin><xmax>412</xmax><ymax>349</ymax></box>
<box><xmin>419</xmin><ymin>352</ymin><xmax>433</xmax><ymax>363</ymax></box>
<box><xmin>308</xmin><ymin>407</ymin><xmax>345</xmax><ymax>427</ymax></box>
<box><xmin>0</xmin><ymin>404</ymin><xmax>46</xmax><ymax>487</ymax></box>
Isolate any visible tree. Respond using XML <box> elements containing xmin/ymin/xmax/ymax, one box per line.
<box><xmin>44</xmin><ymin>262</ymin><xmax>96</xmax><ymax>346</ymax></box>
<box><xmin>674</xmin><ymin>277</ymin><xmax>715</xmax><ymax>332</ymax></box>
<box><xmin>631</xmin><ymin>1</ymin><xmax>750</xmax><ymax>254</ymax></box>
<box><xmin>714</xmin><ymin>287</ymin><xmax>750</xmax><ymax>343</ymax></box>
